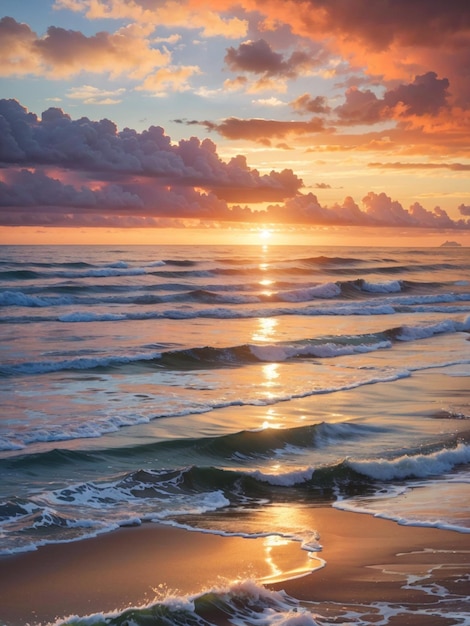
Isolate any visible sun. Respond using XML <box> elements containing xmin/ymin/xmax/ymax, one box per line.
<box><xmin>259</xmin><ymin>228</ymin><xmax>272</xmax><ymax>241</ymax></box>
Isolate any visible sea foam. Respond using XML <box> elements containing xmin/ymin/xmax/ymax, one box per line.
<box><xmin>348</xmin><ymin>443</ymin><xmax>470</xmax><ymax>481</ymax></box>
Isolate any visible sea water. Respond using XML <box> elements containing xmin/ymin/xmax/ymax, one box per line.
<box><xmin>0</xmin><ymin>244</ymin><xmax>469</xmax><ymax>624</ymax></box>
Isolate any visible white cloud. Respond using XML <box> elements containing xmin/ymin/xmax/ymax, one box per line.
<box><xmin>67</xmin><ymin>85</ymin><xmax>126</xmax><ymax>105</ymax></box>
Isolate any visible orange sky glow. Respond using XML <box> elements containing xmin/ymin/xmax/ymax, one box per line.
<box><xmin>0</xmin><ymin>1</ymin><xmax>469</xmax><ymax>246</ymax></box>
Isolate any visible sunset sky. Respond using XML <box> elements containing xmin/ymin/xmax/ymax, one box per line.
<box><xmin>1</xmin><ymin>0</ymin><xmax>469</xmax><ymax>246</ymax></box>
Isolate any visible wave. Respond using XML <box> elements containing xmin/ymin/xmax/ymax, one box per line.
<box><xmin>2</xmin><ymin>318</ymin><xmax>468</xmax><ymax>380</ymax></box>
<box><xmin>0</xmin><ymin>335</ymin><xmax>394</xmax><ymax>378</ymax></box>
<box><xmin>0</xmin><ymin>368</ymin><xmax>414</xmax><ymax>451</ymax></box>
<box><xmin>0</xmin><ymin>422</ymin><xmax>387</xmax><ymax>474</ymax></box>
<box><xmin>388</xmin><ymin>318</ymin><xmax>470</xmax><ymax>341</ymax></box>
<box><xmin>5</xmin><ymin>425</ymin><xmax>467</xmax><ymax>483</ymax></box>
<box><xmin>348</xmin><ymin>441</ymin><xmax>470</xmax><ymax>481</ymax></box>
<box><xmin>63</xmin><ymin>298</ymin><xmax>468</xmax><ymax>322</ymax></box>
<box><xmin>0</xmin><ymin>350</ymin><xmax>162</xmax><ymax>377</ymax></box>
<box><xmin>90</xmin><ymin>262</ymin><xmax>470</xmax><ymax>280</ymax></box>
<box><xmin>4</xmin><ymin>271</ymin><xmax>470</xmax><ymax>312</ymax></box>
<box><xmin>0</xmin><ymin>291</ymin><xmax>74</xmax><ymax>307</ymax></box>
<box><xmin>50</xmin><ymin>580</ymin><xmax>316</xmax><ymax>626</ymax></box>
<box><xmin>2</xmin><ymin>255</ymin><xmax>468</xmax><ymax>287</ymax></box>
<box><xmin>0</xmin><ymin>281</ymin><xmax>368</xmax><ymax>308</ymax></box>
<box><xmin>359</xmin><ymin>279</ymin><xmax>402</xmax><ymax>293</ymax></box>
<box><xmin>0</xmin><ymin>266</ymin><xmax>150</xmax><ymax>281</ymax></box>
<box><xmin>2</xmin><ymin>283</ymin><xmax>469</xmax><ymax>310</ymax></box>
<box><xmin>49</xmin><ymin>303</ymin><xmax>390</xmax><ymax>323</ymax></box>
<box><xmin>3</xmin><ymin>435</ymin><xmax>469</xmax><ymax>555</ymax></box>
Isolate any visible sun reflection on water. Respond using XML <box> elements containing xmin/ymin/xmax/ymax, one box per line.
<box><xmin>258</xmin><ymin>504</ymin><xmax>323</xmax><ymax>583</ymax></box>
<box><xmin>262</xmin><ymin>363</ymin><xmax>279</xmax><ymax>385</ymax></box>
<box><xmin>252</xmin><ymin>317</ymin><xmax>278</xmax><ymax>342</ymax></box>
<box><xmin>263</xmin><ymin>535</ymin><xmax>291</xmax><ymax>578</ymax></box>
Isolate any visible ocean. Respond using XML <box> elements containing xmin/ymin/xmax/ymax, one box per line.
<box><xmin>1</xmin><ymin>244</ymin><xmax>469</xmax><ymax>625</ymax></box>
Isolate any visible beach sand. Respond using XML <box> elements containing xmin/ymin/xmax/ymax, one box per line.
<box><xmin>1</xmin><ymin>507</ymin><xmax>469</xmax><ymax>625</ymax></box>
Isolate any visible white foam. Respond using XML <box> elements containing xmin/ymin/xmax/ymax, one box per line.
<box><xmin>49</xmin><ymin>579</ymin><xmax>320</xmax><ymax>626</ymax></box>
<box><xmin>153</xmin><ymin>490</ymin><xmax>231</xmax><ymax>519</ymax></box>
<box><xmin>8</xmin><ymin>350</ymin><xmax>161</xmax><ymax>376</ymax></box>
<box><xmin>334</xmin><ymin>479</ymin><xmax>470</xmax><ymax>534</ymax></box>
<box><xmin>52</xmin><ymin>302</ymin><xmax>398</xmax><ymax>323</ymax></box>
<box><xmin>396</xmin><ymin>319</ymin><xmax>469</xmax><ymax>341</ymax></box>
<box><xmin>247</xmin><ymin>467</ymin><xmax>315</xmax><ymax>486</ymax></box>
<box><xmin>348</xmin><ymin>443</ymin><xmax>470</xmax><ymax>481</ymax></box>
<box><xmin>279</xmin><ymin>282</ymin><xmax>341</xmax><ymax>302</ymax></box>
<box><xmin>63</xmin><ymin>267</ymin><xmax>147</xmax><ymax>278</ymax></box>
<box><xmin>0</xmin><ymin>437</ymin><xmax>24</xmax><ymax>451</ymax></box>
<box><xmin>0</xmin><ymin>291</ymin><xmax>72</xmax><ymax>307</ymax></box>
<box><xmin>314</xmin><ymin>421</ymin><xmax>384</xmax><ymax>447</ymax></box>
<box><xmin>249</xmin><ymin>340</ymin><xmax>391</xmax><ymax>362</ymax></box>
<box><xmin>391</xmin><ymin>293</ymin><xmax>470</xmax><ymax>306</ymax></box>
<box><xmin>362</xmin><ymin>280</ymin><xmax>402</xmax><ymax>293</ymax></box>
<box><xmin>146</xmin><ymin>260</ymin><xmax>166</xmax><ymax>267</ymax></box>
<box><xmin>58</xmin><ymin>311</ymin><xmax>127</xmax><ymax>322</ymax></box>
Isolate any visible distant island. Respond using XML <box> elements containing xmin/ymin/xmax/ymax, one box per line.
<box><xmin>440</xmin><ymin>240</ymin><xmax>462</xmax><ymax>247</ymax></box>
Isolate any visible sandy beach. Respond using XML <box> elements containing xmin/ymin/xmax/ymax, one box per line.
<box><xmin>1</xmin><ymin>507</ymin><xmax>469</xmax><ymax>625</ymax></box>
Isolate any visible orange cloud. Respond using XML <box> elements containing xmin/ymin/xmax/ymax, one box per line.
<box><xmin>239</xmin><ymin>1</ymin><xmax>470</xmax><ymax>83</ymax></box>
<box><xmin>369</xmin><ymin>162</ymin><xmax>470</xmax><ymax>172</ymax></box>
<box><xmin>54</xmin><ymin>0</ymin><xmax>248</xmax><ymax>38</ymax></box>
<box><xmin>0</xmin><ymin>17</ymin><xmax>43</xmax><ymax>75</ymax></box>
<box><xmin>0</xmin><ymin>17</ymin><xmax>170</xmax><ymax>80</ymax></box>
<box><xmin>199</xmin><ymin>116</ymin><xmax>326</xmax><ymax>143</ymax></box>
<box><xmin>53</xmin><ymin>0</ymin><xmax>470</xmax><ymax>104</ymax></box>
<box><xmin>290</xmin><ymin>94</ymin><xmax>330</xmax><ymax>114</ymax></box>
<box><xmin>136</xmin><ymin>66</ymin><xmax>202</xmax><ymax>95</ymax></box>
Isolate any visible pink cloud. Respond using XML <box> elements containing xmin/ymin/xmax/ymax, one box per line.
<box><xmin>290</xmin><ymin>94</ymin><xmax>331</xmax><ymax>115</ymax></box>
<box><xmin>0</xmin><ymin>99</ymin><xmax>302</xmax><ymax>201</ymax></box>
<box><xmin>1</xmin><ymin>99</ymin><xmax>469</xmax><ymax>231</ymax></box>
<box><xmin>336</xmin><ymin>72</ymin><xmax>450</xmax><ymax>125</ymax></box>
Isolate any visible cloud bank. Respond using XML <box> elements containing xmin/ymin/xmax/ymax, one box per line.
<box><xmin>0</xmin><ymin>99</ymin><xmax>469</xmax><ymax>231</ymax></box>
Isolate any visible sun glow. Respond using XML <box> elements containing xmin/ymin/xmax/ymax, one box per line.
<box><xmin>259</xmin><ymin>229</ymin><xmax>272</xmax><ymax>241</ymax></box>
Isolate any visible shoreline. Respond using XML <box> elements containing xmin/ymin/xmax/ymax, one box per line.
<box><xmin>1</xmin><ymin>507</ymin><xmax>469</xmax><ymax>625</ymax></box>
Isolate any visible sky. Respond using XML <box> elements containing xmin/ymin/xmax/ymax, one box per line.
<box><xmin>0</xmin><ymin>0</ymin><xmax>470</xmax><ymax>246</ymax></box>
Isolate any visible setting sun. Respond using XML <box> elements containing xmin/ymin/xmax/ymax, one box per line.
<box><xmin>259</xmin><ymin>229</ymin><xmax>273</xmax><ymax>241</ymax></box>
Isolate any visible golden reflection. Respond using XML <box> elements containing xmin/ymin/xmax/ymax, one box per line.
<box><xmin>261</xmin><ymin>363</ymin><xmax>279</xmax><ymax>387</ymax></box>
<box><xmin>259</xmin><ymin>278</ymin><xmax>274</xmax><ymax>297</ymax></box>
<box><xmin>252</xmin><ymin>316</ymin><xmax>278</xmax><ymax>342</ymax></box>
<box><xmin>261</xmin><ymin>408</ymin><xmax>282</xmax><ymax>430</ymax></box>
<box><xmin>260</xmin><ymin>364</ymin><xmax>280</xmax><ymax>405</ymax></box>
<box><xmin>263</xmin><ymin>535</ymin><xmax>291</xmax><ymax>578</ymax></box>
<box><xmin>258</xmin><ymin>504</ymin><xmax>323</xmax><ymax>583</ymax></box>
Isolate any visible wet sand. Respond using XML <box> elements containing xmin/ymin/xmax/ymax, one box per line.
<box><xmin>0</xmin><ymin>507</ymin><xmax>469</xmax><ymax>625</ymax></box>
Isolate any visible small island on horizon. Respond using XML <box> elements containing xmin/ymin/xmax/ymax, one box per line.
<box><xmin>440</xmin><ymin>240</ymin><xmax>462</xmax><ymax>247</ymax></box>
